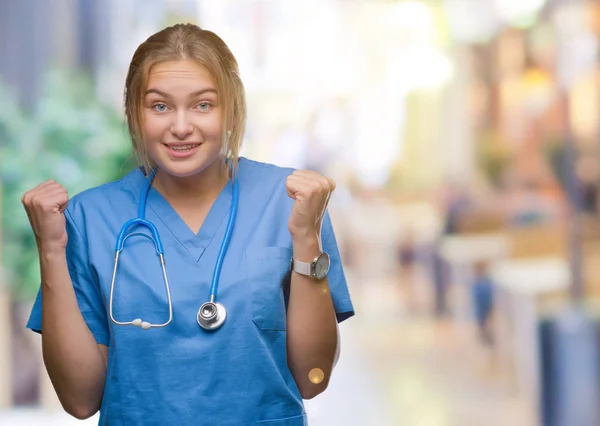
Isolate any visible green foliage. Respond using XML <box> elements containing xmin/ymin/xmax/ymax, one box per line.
<box><xmin>0</xmin><ymin>70</ymin><xmax>135</xmax><ymax>300</ymax></box>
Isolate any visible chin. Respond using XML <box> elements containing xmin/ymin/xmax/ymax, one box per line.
<box><xmin>156</xmin><ymin>156</ymin><xmax>222</xmax><ymax>178</ymax></box>
<box><xmin>160</xmin><ymin>164</ymin><xmax>208</xmax><ymax>178</ymax></box>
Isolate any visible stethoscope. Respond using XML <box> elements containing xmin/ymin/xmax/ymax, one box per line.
<box><xmin>109</xmin><ymin>168</ymin><xmax>239</xmax><ymax>332</ymax></box>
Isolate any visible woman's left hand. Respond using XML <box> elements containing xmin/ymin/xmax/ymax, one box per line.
<box><xmin>286</xmin><ymin>170</ymin><xmax>336</xmax><ymax>241</ymax></box>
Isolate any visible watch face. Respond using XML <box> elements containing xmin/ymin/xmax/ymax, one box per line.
<box><xmin>314</xmin><ymin>253</ymin><xmax>330</xmax><ymax>280</ymax></box>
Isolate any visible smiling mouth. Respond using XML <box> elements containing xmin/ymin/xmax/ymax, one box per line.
<box><xmin>163</xmin><ymin>143</ymin><xmax>201</xmax><ymax>152</ymax></box>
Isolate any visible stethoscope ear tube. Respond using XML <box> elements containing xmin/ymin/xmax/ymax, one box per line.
<box><xmin>115</xmin><ymin>218</ymin><xmax>164</xmax><ymax>254</ymax></box>
<box><xmin>109</xmin><ymin>240</ymin><xmax>173</xmax><ymax>329</ymax></box>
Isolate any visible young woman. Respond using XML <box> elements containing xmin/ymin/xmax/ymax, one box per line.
<box><xmin>21</xmin><ymin>23</ymin><xmax>354</xmax><ymax>425</ymax></box>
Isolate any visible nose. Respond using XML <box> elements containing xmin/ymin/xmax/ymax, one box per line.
<box><xmin>170</xmin><ymin>110</ymin><xmax>193</xmax><ymax>140</ymax></box>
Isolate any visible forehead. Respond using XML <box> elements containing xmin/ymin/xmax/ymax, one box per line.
<box><xmin>146</xmin><ymin>60</ymin><xmax>216</xmax><ymax>92</ymax></box>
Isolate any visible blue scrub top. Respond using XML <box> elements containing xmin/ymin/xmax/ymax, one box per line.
<box><xmin>27</xmin><ymin>158</ymin><xmax>354</xmax><ymax>425</ymax></box>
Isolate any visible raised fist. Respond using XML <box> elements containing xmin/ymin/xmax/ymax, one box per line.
<box><xmin>21</xmin><ymin>180</ymin><xmax>69</xmax><ymax>251</ymax></box>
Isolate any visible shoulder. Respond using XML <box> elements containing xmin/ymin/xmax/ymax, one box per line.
<box><xmin>239</xmin><ymin>157</ymin><xmax>295</xmax><ymax>183</ymax></box>
<box><xmin>65</xmin><ymin>168</ymin><xmax>141</xmax><ymax>222</ymax></box>
<box><xmin>239</xmin><ymin>157</ymin><xmax>296</xmax><ymax>194</ymax></box>
<box><xmin>238</xmin><ymin>158</ymin><xmax>298</xmax><ymax>213</ymax></box>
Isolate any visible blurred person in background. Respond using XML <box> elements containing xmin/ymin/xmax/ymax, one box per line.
<box><xmin>20</xmin><ymin>23</ymin><xmax>354</xmax><ymax>425</ymax></box>
<box><xmin>441</xmin><ymin>181</ymin><xmax>472</xmax><ymax>235</ymax></box>
<box><xmin>471</xmin><ymin>261</ymin><xmax>495</xmax><ymax>346</ymax></box>
<box><xmin>577</xmin><ymin>155</ymin><xmax>600</xmax><ymax>217</ymax></box>
<box><xmin>396</xmin><ymin>229</ymin><xmax>420</xmax><ymax>315</ymax></box>
<box><xmin>428</xmin><ymin>182</ymin><xmax>472</xmax><ymax>319</ymax></box>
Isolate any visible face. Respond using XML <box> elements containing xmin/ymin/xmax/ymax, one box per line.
<box><xmin>142</xmin><ymin>60</ymin><xmax>223</xmax><ymax>178</ymax></box>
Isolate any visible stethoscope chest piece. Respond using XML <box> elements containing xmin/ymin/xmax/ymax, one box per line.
<box><xmin>197</xmin><ymin>301</ymin><xmax>227</xmax><ymax>331</ymax></box>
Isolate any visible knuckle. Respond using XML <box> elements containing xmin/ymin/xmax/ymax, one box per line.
<box><xmin>31</xmin><ymin>195</ymin><xmax>43</xmax><ymax>208</ymax></box>
<box><xmin>32</xmin><ymin>195</ymin><xmax>50</xmax><ymax>210</ymax></box>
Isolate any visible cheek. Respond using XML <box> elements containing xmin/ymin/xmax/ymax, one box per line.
<box><xmin>142</xmin><ymin>114</ymin><xmax>166</xmax><ymax>140</ymax></box>
<box><xmin>202</xmin><ymin>115</ymin><xmax>223</xmax><ymax>138</ymax></box>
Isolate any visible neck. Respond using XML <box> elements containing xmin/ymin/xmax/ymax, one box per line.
<box><xmin>152</xmin><ymin>158</ymin><xmax>229</xmax><ymax>204</ymax></box>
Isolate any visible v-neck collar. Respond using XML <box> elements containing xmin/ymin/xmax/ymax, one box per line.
<box><xmin>127</xmin><ymin>165</ymin><xmax>238</xmax><ymax>263</ymax></box>
<box><xmin>148</xmin><ymin>181</ymin><xmax>232</xmax><ymax>262</ymax></box>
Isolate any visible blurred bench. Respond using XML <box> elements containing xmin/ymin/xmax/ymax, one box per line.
<box><xmin>491</xmin><ymin>224</ymin><xmax>570</xmax><ymax>425</ymax></box>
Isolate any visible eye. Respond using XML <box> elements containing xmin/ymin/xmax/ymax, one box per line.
<box><xmin>152</xmin><ymin>103</ymin><xmax>169</xmax><ymax>112</ymax></box>
<box><xmin>196</xmin><ymin>102</ymin><xmax>212</xmax><ymax>112</ymax></box>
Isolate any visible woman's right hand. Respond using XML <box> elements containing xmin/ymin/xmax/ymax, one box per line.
<box><xmin>21</xmin><ymin>180</ymin><xmax>69</xmax><ymax>251</ymax></box>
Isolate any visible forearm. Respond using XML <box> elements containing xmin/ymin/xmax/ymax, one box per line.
<box><xmin>40</xmin><ymin>248</ymin><xmax>106</xmax><ymax>419</ymax></box>
<box><xmin>286</xmin><ymin>237</ymin><xmax>338</xmax><ymax>399</ymax></box>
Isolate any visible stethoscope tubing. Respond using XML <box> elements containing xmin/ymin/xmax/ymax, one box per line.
<box><xmin>109</xmin><ymin>166</ymin><xmax>238</xmax><ymax>330</ymax></box>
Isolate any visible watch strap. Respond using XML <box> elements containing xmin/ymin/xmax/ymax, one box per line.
<box><xmin>291</xmin><ymin>258</ymin><xmax>313</xmax><ymax>277</ymax></box>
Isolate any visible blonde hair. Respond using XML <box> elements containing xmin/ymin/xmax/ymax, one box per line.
<box><xmin>124</xmin><ymin>23</ymin><xmax>246</xmax><ymax>175</ymax></box>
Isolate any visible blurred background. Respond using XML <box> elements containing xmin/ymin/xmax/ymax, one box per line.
<box><xmin>2</xmin><ymin>0</ymin><xmax>600</xmax><ymax>425</ymax></box>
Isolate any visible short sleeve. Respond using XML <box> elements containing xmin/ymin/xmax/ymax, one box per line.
<box><xmin>26</xmin><ymin>208</ymin><xmax>110</xmax><ymax>346</ymax></box>
<box><xmin>322</xmin><ymin>210</ymin><xmax>355</xmax><ymax>323</ymax></box>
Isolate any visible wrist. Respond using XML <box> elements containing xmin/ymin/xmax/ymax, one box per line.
<box><xmin>38</xmin><ymin>243</ymin><xmax>67</xmax><ymax>259</ymax></box>
<box><xmin>292</xmin><ymin>235</ymin><xmax>321</xmax><ymax>262</ymax></box>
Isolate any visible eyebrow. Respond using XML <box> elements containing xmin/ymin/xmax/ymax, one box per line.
<box><xmin>144</xmin><ymin>88</ymin><xmax>217</xmax><ymax>98</ymax></box>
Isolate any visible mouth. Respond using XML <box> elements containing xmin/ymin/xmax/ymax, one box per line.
<box><xmin>162</xmin><ymin>142</ymin><xmax>202</xmax><ymax>153</ymax></box>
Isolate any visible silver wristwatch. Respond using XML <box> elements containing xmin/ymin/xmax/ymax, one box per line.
<box><xmin>290</xmin><ymin>252</ymin><xmax>330</xmax><ymax>280</ymax></box>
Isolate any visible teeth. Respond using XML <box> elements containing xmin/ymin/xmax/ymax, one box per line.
<box><xmin>169</xmin><ymin>144</ymin><xmax>199</xmax><ymax>151</ymax></box>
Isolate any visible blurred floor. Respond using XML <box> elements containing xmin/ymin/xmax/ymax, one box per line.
<box><xmin>316</xmin><ymin>269</ymin><xmax>534</xmax><ymax>426</ymax></box>
<box><xmin>0</xmin><ymin>409</ymin><xmax>98</xmax><ymax>425</ymax></box>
